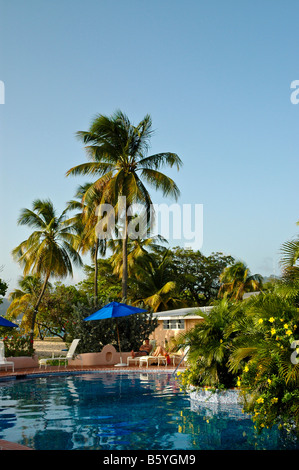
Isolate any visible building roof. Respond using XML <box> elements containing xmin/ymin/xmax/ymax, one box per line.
<box><xmin>153</xmin><ymin>306</ymin><xmax>213</xmax><ymax>320</ymax></box>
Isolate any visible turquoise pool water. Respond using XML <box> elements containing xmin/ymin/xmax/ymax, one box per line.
<box><xmin>0</xmin><ymin>371</ymin><xmax>298</xmax><ymax>450</ymax></box>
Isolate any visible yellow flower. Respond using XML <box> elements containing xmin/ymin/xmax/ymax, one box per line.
<box><xmin>244</xmin><ymin>365</ymin><xmax>249</xmax><ymax>372</ymax></box>
<box><xmin>271</xmin><ymin>397</ymin><xmax>278</xmax><ymax>404</ymax></box>
<box><xmin>284</xmin><ymin>323</ymin><xmax>289</xmax><ymax>329</ymax></box>
<box><xmin>286</xmin><ymin>330</ymin><xmax>292</xmax><ymax>336</ymax></box>
<box><xmin>220</xmin><ymin>339</ymin><xmax>223</xmax><ymax>343</ymax></box>
<box><xmin>271</xmin><ymin>328</ymin><xmax>276</xmax><ymax>335</ymax></box>
<box><xmin>237</xmin><ymin>377</ymin><xmax>241</xmax><ymax>386</ymax></box>
<box><xmin>267</xmin><ymin>378</ymin><xmax>271</xmax><ymax>384</ymax></box>
<box><xmin>256</xmin><ymin>397</ymin><xmax>264</xmax><ymax>404</ymax></box>
<box><xmin>269</xmin><ymin>317</ymin><xmax>275</xmax><ymax>323</ymax></box>
<box><xmin>258</xmin><ymin>318</ymin><xmax>263</xmax><ymax>324</ymax></box>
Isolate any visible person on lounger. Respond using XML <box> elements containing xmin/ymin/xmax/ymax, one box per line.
<box><xmin>131</xmin><ymin>339</ymin><xmax>153</xmax><ymax>358</ymax></box>
<box><xmin>152</xmin><ymin>345</ymin><xmax>171</xmax><ymax>365</ymax></box>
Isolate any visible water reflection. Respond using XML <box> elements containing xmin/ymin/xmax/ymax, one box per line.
<box><xmin>0</xmin><ymin>372</ymin><xmax>298</xmax><ymax>450</ymax></box>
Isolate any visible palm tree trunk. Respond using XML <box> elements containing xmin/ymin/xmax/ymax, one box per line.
<box><xmin>30</xmin><ymin>272</ymin><xmax>50</xmax><ymax>344</ymax></box>
<box><xmin>94</xmin><ymin>238</ymin><xmax>99</xmax><ymax>305</ymax></box>
<box><xmin>122</xmin><ymin>215</ymin><xmax>128</xmax><ymax>301</ymax></box>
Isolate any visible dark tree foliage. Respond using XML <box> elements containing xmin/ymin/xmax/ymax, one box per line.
<box><xmin>67</xmin><ymin>300</ymin><xmax>158</xmax><ymax>353</ymax></box>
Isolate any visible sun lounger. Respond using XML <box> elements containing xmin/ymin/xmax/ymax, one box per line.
<box><xmin>127</xmin><ymin>356</ymin><xmax>141</xmax><ymax>366</ymax></box>
<box><xmin>0</xmin><ymin>341</ymin><xmax>14</xmax><ymax>372</ymax></box>
<box><xmin>39</xmin><ymin>338</ymin><xmax>80</xmax><ymax>368</ymax></box>
<box><xmin>169</xmin><ymin>353</ymin><xmax>185</xmax><ymax>366</ymax></box>
<box><xmin>139</xmin><ymin>355</ymin><xmax>167</xmax><ymax>367</ymax></box>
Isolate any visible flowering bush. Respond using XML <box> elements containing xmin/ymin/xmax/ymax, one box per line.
<box><xmin>3</xmin><ymin>334</ymin><xmax>35</xmax><ymax>357</ymax></box>
<box><xmin>176</xmin><ymin>292</ymin><xmax>299</xmax><ymax>436</ymax></box>
<box><xmin>236</xmin><ymin>307</ymin><xmax>299</xmax><ymax>434</ymax></box>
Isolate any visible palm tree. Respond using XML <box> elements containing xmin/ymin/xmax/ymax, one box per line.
<box><xmin>66</xmin><ymin>183</ymin><xmax>106</xmax><ymax>304</ymax></box>
<box><xmin>174</xmin><ymin>298</ymin><xmax>239</xmax><ymax>388</ymax></box>
<box><xmin>12</xmin><ymin>199</ymin><xmax>82</xmax><ymax>342</ymax></box>
<box><xmin>7</xmin><ymin>275</ymin><xmax>50</xmax><ymax>333</ymax></box>
<box><xmin>131</xmin><ymin>247</ymin><xmax>184</xmax><ymax>312</ymax></box>
<box><xmin>218</xmin><ymin>261</ymin><xmax>263</xmax><ymax>300</ymax></box>
<box><xmin>66</xmin><ymin>110</ymin><xmax>182</xmax><ymax>300</ymax></box>
<box><xmin>280</xmin><ymin>221</ymin><xmax>299</xmax><ymax>281</ymax></box>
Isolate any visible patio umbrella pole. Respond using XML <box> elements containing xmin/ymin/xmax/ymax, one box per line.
<box><xmin>114</xmin><ymin>318</ymin><xmax>127</xmax><ymax>367</ymax></box>
<box><xmin>84</xmin><ymin>301</ymin><xmax>147</xmax><ymax>367</ymax></box>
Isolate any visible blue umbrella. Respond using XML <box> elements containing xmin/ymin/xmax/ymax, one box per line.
<box><xmin>84</xmin><ymin>301</ymin><xmax>147</xmax><ymax>366</ymax></box>
<box><xmin>0</xmin><ymin>316</ymin><xmax>18</xmax><ymax>328</ymax></box>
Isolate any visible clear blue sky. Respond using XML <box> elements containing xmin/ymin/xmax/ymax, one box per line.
<box><xmin>0</xmin><ymin>0</ymin><xmax>298</xmax><ymax>293</ymax></box>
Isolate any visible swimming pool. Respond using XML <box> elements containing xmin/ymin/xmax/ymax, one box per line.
<box><xmin>0</xmin><ymin>371</ymin><xmax>298</xmax><ymax>450</ymax></box>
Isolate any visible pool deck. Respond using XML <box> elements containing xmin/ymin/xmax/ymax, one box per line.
<box><xmin>0</xmin><ymin>363</ymin><xmax>185</xmax><ymax>450</ymax></box>
<box><xmin>0</xmin><ymin>362</ymin><xmax>184</xmax><ymax>379</ymax></box>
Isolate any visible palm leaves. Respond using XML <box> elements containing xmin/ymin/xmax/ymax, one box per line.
<box><xmin>66</xmin><ymin>110</ymin><xmax>182</xmax><ymax>299</ymax></box>
<box><xmin>130</xmin><ymin>247</ymin><xmax>184</xmax><ymax>312</ymax></box>
<box><xmin>218</xmin><ymin>261</ymin><xmax>263</xmax><ymax>300</ymax></box>
<box><xmin>280</xmin><ymin>221</ymin><xmax>299</xmax><ymax>281</ymax></box>
<box><xmin>11</xmin><ymin>199</ymin><xmax>82</xmax><ymax>341</ymax></box>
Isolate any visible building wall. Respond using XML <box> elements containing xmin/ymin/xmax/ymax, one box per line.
<box><xmin>149</xmin><ymin>317</ymin><xmax>204</xmax><ymax>348</ymax></box>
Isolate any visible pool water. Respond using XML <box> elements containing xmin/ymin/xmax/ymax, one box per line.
<box><xmin>0</xmin><ymin>371</ymin><xmax>298</xmax><ymax>450</ymax></box>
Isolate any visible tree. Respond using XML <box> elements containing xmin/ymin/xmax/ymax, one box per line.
<box><xmin>37</xmin><ymin>283</ymin><xmax>89</xmax><ymax>341</ymax></box>
<box><xmin>228</xmin><ymin>292</ymin><xmax>299</xmax><ymax>434</ymax></box>
<box><xmin>176</xmin><ymin>299</ymin><xmax>240</xmax><ymax>389</ymax></box>
<box><xmin>66</xmin><ymin>110</ymin><xmax>182</xmax><ymax>300</ymax></box>
<box><xmin>67</xmin><ymin>300</ymin><xmax>158</xmax><ymax>353</ymax></box>
<box><xmin>170</xmin><ymin>247</ymin><xmax>235</xmax><ymax>305</ymax></box>
<box><xmin>77</xmin><ymin>259</ymin><xmax>122</xmax><ymax>304</ymax></box>
<box><xmin>66</xmin><ymin>183</ymin><xmax>106</xmax><ymax>304</ymax></box>
<box><xmin>130</xmin><ymin>247</ymin><xmax>184</xmax><ymax>312</ymax></box>
<box><xmin>218</xmin><ymin>261</ymin><xmax>263</xmax><ymax>300</ymax></box>
<box><xmin>280</xmin><ymin>219</ymin><xmax>299</xmax><ymax>283</ymax></box>
<box><xmin>7</xmin><ymin>275</ymin><xmax>49</xmax><ymax>333</ymax></box>
<box><xmin>12</xmin><ymin>199</ymin><xmax>83</xmax><ymax>342</ymax></box>
<box><xmin>0</xmin><ymin>265</ymin><xmax>8</xmax><ymax>306</ymax></box>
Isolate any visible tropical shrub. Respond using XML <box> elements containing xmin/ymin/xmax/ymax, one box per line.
<box><xmin>229</xmin><ymin>292</ymin><xmax>299</xmax><ymax>434</ymax></box>
<box><xmin>2</xmin><ymin>333</ymin><xmax>34</xmax><ymax>357</ymax></box>
<box><xmin>66</xmin><ymin>300</ymin><xmax>158</xmax><ymax>354</ymax></box>
<box><xmin>175</xmin><ymin>299</ymin><xmax>241</xmax><ymax>390</ymax></box>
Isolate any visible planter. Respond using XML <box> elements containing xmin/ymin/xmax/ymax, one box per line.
<box><xmin>188</xmin><ymin>386</ymin><xmax>247</xmax><ymax>419</ymax></box>
<box><xmin>6</xmin><ymin>354</ymin><xmax>39</xmax><ymax>370</ymax></box>
<box><xmin>189</xmin><ymin>387</ymin><xmax>241</xmax><ymax>405</ymax></box>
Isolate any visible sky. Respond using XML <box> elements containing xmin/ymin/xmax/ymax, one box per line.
<box><xmin>0</xmin><ymin>0</ymin><xmax>298</xmax><ymax>294</ymax></box>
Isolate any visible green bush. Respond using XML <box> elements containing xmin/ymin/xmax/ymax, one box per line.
<box><xmin>66</xmin><ymin>300</ymin><xmax>158</xmax><ymax>354</ymax></box>
<box><xmin>2</xmin><ymin>333</ymin><xmax>35</xmax><ymax>357</ymax></box>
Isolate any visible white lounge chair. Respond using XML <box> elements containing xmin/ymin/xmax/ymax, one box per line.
<box><xmin>127</xmin><ymin>356</ymin><xmax>141</xmax><ymax>366</ymax></box>
<box><xmin>139</xmin><ymin>355</ymin><xmax>167</xmax><ymax>367</ymax></box>
<box><xmin>0</xmin><ymin>340</ymin><xmax>14</xmax><ymax>372</ymax></box>
<box><xmin>39</xmin><ymin>338</ymin><xmax>80</xmax><ymax>368</ymax></box>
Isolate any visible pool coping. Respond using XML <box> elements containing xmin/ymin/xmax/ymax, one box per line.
<box><xmin>0</xmin><ymin>365</ymin><xmax>184</xmax><ymax>383</ymax></box>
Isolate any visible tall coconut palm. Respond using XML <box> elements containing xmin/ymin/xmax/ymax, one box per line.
<box><xmin>12</xmin><ymin>199</ymin><xmax>83</xmax><ymax>342</ymax></box>
<box><xmin>66</xmin><ymin>110</ymin><xmax>182</xmax><ymax>300</ymax></box>
<box><xmin>66</xmin><ymin>183</ymin><xmax>106</xmax><ymax>304</ymax></box>
<box><xmin>7</xmin><ymin>275</ymin><xmax>51</xmax><ymax>333</ymax></box>
<box><xmin>280</xmin><ymin>221</ymin><xmax>299</xmax><ymax>281</ymax></box>
<box><xmin>131</xmin><ymin>248</ymin><xmax>185</xmax><ymax>312</ymax></box>
<box><xmin>218</xmin><ymin>261</ymin><xmax>263</xmax><ymax>301</ymax></box>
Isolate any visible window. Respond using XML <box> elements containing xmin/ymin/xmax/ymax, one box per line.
<box><xmin>163</xmin><ymin>319</ymin><xmax>185</xmax><ymax>330</ymax></box>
